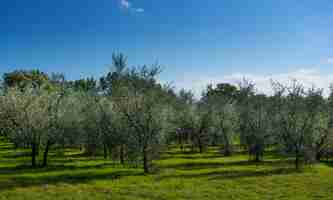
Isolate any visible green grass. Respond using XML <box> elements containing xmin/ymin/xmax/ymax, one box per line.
<box><xmin>1</xmin><ymin>142</ymin><xmax>333</xmax><ymax>200</ymax></box>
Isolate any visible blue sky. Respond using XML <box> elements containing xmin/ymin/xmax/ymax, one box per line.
<box><xmin>1</xmin><ymin>0</ymin><xmax>333</xmax><ymax>96</ymax></box>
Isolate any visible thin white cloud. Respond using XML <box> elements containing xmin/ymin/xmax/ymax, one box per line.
<box><xmin>327</xmin><ymin>58</ymin><xmax>333</xmax><ymax>64</ymax></box>
<box><xmin>171</xmin><ymin>69</ymin><xmax>333</xmax><ymax>99</ymax></box>
<box><xmin>120</xmin><ymin>0</ymin><xmax>144</xmax><ymax>13</ymax></box>
<box><xmin>135</xmin><ymin>8</ymin><xmax>145</xmax><ymax>13</ymax></box>
<box><xmin>222</xmin><ymin>69</ymin><xmax>333</xmax><ymax>96</ymax></box>
<box><xmin>120</xmin><ymin>0</ymin><xmax>131</xmax><ymax>9</ymax></box>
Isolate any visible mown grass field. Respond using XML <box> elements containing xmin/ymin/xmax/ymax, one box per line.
<box><xmin>1</xmin><ymin>141</ymin><xmax>333</xmax><ymax>200</ymax></box>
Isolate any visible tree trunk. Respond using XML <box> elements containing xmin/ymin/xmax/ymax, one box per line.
<box><xmin>120</xmin><ymin>145</ymin><xmax>125</xmax><ymax>165</ymax></box>
<box><xmin>198</xmin><ymin>136</ymin><xmax>203</xmax><ymax>153</ymax></box>
<box><xmin>254</xmin><ymin>144</ymin><xmax>261</xmax><ymax>162</ymax></box>
<box><xmin>295</xmin><ymin>156</ymin><xmax>299</xmax><ymax>170</ymax></box>
<box><xmin>199</xmin><ymin>144</ymin><xmax>203</xmax><ymax>153</ymax></box>
<box><xmin>223</xmin><ymin>139</ymin><xmax>232</xmax><ymax>156</ymax></box>
<box><xmin>316</xmin><ymin>151</ymin><xmax>322</xmax><ymax>162</ymax></box>
<box><xmin>35</xmin><ymin>144</ymin><xmax>39</xmax><ymax>156</ymax></box>
<box><xmin>143</xmin><ymin>146</ymin><xmax>149</xmax><ymax>173</ymax></box>
<box><xmin>42</xmin><ymin>140</ymin><xmax>51</xmax><ymax>167</ymax></box>
<box><xmin>31</xmin><ymin>142</ymin><xmax>37</xmax><ymax>168</ymax></box>
<box><xmin>224</xmin><ymin>148</ymin><xmax>231</xmax><ymax>157</ymax></box>
<box><xmin>255</xmin><ymin>152</ymin><xmax>260</xmax><ymax>162</ymax></box>
<box><xmin>295</xmin><ymin>150</ymin><xmax>300</xmax><ymax>170</ymax></box>
<box><xmin>179</xmin><ymin>132</ymin><xmax>184</xmax><ymax>152</ymax></box>
<box><xmin>180</xmin><ymin>143</ymin><xmax>184</xmax><ymax>152</ymax></box>
<box><xmin>85</xmin><ymin>143</ymin><xmax>97</xmax><ymax>156</ymax></box>
<box><xmin>103</xmin><ymin>143</ymin><xmax>108</xmax><ymax>159</ymax></box>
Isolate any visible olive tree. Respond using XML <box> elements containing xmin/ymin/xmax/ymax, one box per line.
<box><xmin>201</xmin><ymin>83</ymin><xmax>239</xmax><ymax>156</ymax></box>
<box><xmin>272</xmin><ymin>81</ymin><xmax>328</xmax><ymax>169</ymax></box>
<box><xmin>99</xmin><ymin>53</ymin><xmax>136</xmax><ymax>164</ymax></box>
<box><xmin>192</xmin><ymin>106</ymin><xmax>214</xmax><ymax>153</ymax></box>
<box><xmin>1</xmin><ymin>87</ymin><xmax>51</xmax><ymax>167</ymax></box>
<box><xmin>114</xmin><ymin>65</ymin><xmax>171</xmax><ymax>173</ymax></box>
<box><xmin>237</xmin><ymin>80</ymin><xmax>273</xmax><ymax>162</ymax></box>
<box><xmin>212</xmin><ymin>103</ymin><xmax>238</xmax><ymax>156</ymax></box>
<box><xmin>171</xmin><ymin>89</ymin><xmax>196</xmax><ymax>151</ymax></box>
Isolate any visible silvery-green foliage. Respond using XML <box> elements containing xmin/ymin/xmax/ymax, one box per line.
<box><xmin>3</xmin><ymin>87</ymin><xmax>50</xmax><ymax>145</ymax></box>
<box><xmin>272</xmin><ymin>81</ymin><xmax>329</xmax><ymax>168</ymax></box>
<box><xmin>212</xmin><ymin>103</ymin><xmax>238</xmax><ymax>155</ymax></box>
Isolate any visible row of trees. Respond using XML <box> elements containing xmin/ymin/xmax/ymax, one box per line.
<box><xmin>197</xmin><ymin>80</ymin><xmax>333</xmax><ymax>169</ymax></box>
<box><xmin>1</xmin><ymin>54</ymin><xmax>333</xmax><ymax>172</ymax></box>
<box><xmin>0</xmin><ymin>55</ymin><xmax>177</xmax><ymax>173</ymax></box>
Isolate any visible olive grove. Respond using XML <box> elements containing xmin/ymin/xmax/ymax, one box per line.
<box><xmin>1</xmin><ymin>54</ymin><xmax>333</xmax><ymax>172</ymax></box>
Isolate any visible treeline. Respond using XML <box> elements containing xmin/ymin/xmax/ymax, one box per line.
<box><xmin>0</xmin><ymin>54</ymin><xmax>333</xmax><ymax>172</ymax></box>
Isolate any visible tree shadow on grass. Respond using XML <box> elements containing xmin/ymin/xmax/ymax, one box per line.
<box><xmin>0</xmin><ymin>162</ymin><xmax>129</xmax><ymax>175</ymax></box>
<box><xmin>2</xmin><ymin>151</ymin><xmax>31</xmax><ymax>159</ymax></box>
<box><xmin>160</xmin><ymin>150</ymin><xmax>229</xmax><ymax>160</ymax></box>
<box><xmin>1</xmin><ymin>150</ymin><xmax>87</xmax><ymax>159</ymax></box>
<box><xmin>0</xmin><ymin>143</ymin><xmax>13</xmax><ymax>147</ymax></box>
<box><xmin>63</xmin><ymin>152</ymin><xmax>96</xmax><ymax>158</ymax></box>
<box><xmin>161</xmin><ymin>149</ymin><xmax>283</xmax><ymax>161</ymax></box>
<box><xmin>0</xmin><ymin>169</ymin><xmax>143</xmax><ymax>191</ymax></box>
<box><xmin>160</xmin><ymin>154</ymin><xmax>223</xmax><ymax>160</ymax></box>
<box><xmin>158</xmin><ymin>167</ymin><xmax>298</xmax><ymax>181</ymax></box>
<box><xmin>321</xmin><ymin>160</ymin><xmax>333</xmax><ymax>167</ymax></box>
<box><xmin>208</xmin><ymin>167</ymin><xmax>298</xmax><ymax>180</ymax></box>
<box><xmin>164</xmin><ymin>151</ymin><xmax>206</xmax><ymax>156</ymax></box>
<box><xmin>0</xmin><ymin>147</ymin><xmax>15</xmax><ymax>152</ymax></box>
<box><xmin>161</xmin><ymin>159</ymin><xmax>294</xmax><ymax>171</ymax></box>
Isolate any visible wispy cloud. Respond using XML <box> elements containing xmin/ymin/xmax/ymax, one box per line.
<box><xmin>221</xmin><ymin>69</ymin><xmax>333</xmax><ymax>96</ymax></box>
<box><xmin>327</xmin><ymin>58</ymin><xmax>333</xmax><ymax>64</ymax></box>
<box><xmin>171</xmin><ymin>69</ymin><xmax>333</xmax><ymax>99</ymax></box>
<box><xmin>120</xmin><ymin>0</ymin><xmax>131</xmax><ymax>9</ymax></box>
<box><xmin>135</xmin><ymin>8</ymin><xmax>145</xmax><ymax>13</ymax></box>
<box><xmin>120</xmin><ymin>0</ymin><xmax>144</xmax><ymax>13</ymax></box>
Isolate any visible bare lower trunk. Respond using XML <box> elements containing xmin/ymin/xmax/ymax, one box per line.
<box><xmin>103</xmin><ymin>143</ymin><xmax>108</xmax><ymax>159</ymax></box>
<box><xmin>295</xmin><ymin>149</ymin><xmax>300</xmax><ymax>170</ymax></box>
<box><xmin>143</xmin><ymin>146</ymin><xmax>149</xmax><ymax>173</ymax></box>
<box><xmin>255</xmin><ymin>152</ymin><xmax>261</xmax><ymax>162</ymax></box>
<box><xmin>198</xmin><ymin>137</ymin><xmax>203</xmax><ymax>153</ymax></box>
<box><xmin>42</xmin><ymin>140</ymin><xmax>51</xmax><ymax>167</ymax></box>
<box><xmin>224</xmin><ymin>148</ymin><xmax>231</xmax><ymax>157</ymax></box>
<box><xmin>255</xmin><ymin>144</ymin><xmax>262</xmax><ymax>162</ymax></box>
<box><xmin>85</xmin><ymin>144</ymin><xmax>97</xmax><ymax>156</ymax></box>
<box><xmin>223</xmin><ymin>140</ymin><xmax>232</xmax><ymax>157</ymax></box>
<box><xmin>316</xmin><ymin>151</ymin><xmax>322</xmax><ymax>162</ymax></box>
<box><xmin>31</xmin><ymin>142</ymin><xmax>37</xmax><ymax>168</ymax></box>
<box><xmin>120</xmin><ymin>145</ymin><xmax>125</xmax><ymax>165</ymax></box>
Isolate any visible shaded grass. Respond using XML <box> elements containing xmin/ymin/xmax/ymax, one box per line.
<box><xmin>1</xmin><ymin>169</ymin><xmax>143</xmax><ymax>191</ymax></box>
<box><xmin>160</xmin><ymin>159</ymin><xmax>294</xmax><ymax>171</ymax></box>
<box><xmin>157</xmin><ymin>167</ymin><xmax>299</xmax><ymax>181</ymax></box>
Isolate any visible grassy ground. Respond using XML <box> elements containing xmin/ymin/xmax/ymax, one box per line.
<box><xmin>1</xmin><ymin>142</ymin><xmax>333</xmax><ymax>200</ymax></box>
